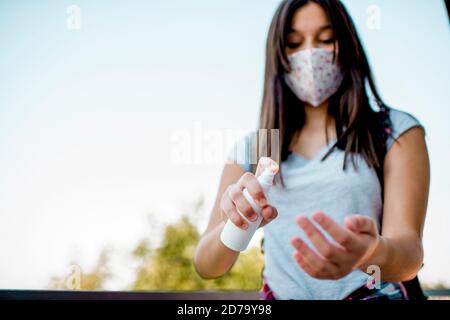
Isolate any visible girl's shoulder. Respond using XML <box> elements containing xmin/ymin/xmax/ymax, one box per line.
<box><xmin>385</xmin><ymin>107</ymin><xmax>424</xmax><ymax>152</ymax></box>
<box><xmin>227</xmin><ymin>108</ymin><xmax>424</xmax><ymax>170</ymax></box>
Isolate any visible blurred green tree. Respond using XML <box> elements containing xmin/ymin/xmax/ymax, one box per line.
<box><xmin>48</xmin><ymin>249</ymin><xmax>111</xmax><ymax>290</ymax></box>
<box><xmin>131</xmin><ymin>215</ymin><xmax>264</xmax><ymax>291</ymax></box>
<box><xmin>49</xmin><ymin>199</ymin><xmax>264</xmax><ymax>291</ymax></box>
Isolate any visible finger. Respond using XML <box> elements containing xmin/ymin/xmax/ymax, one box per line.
<box><xmin>237</xmin><ymin>172</ymin><xmax>267</xmax><ymax>207</ymax></box>
<box><xmin>221</xmin><ymin>196</ymin><xmax>248</xmax><ymax>230</ymax></box>
<box><xmin>293</xmin><ymin>250</ymin><xmax>318</xmax><ymax>278</ymax></box>
<box><xmin>344</xmin><ymin>215</ymin><xmax>377</xmax><ymax>235</ymax></box>
<box><xmin>292</xmin><ymin>242</ymin><xmax>318</xmax><ymax>276</ymax></box>
<box><xmin>262</xmin><ymin>206</ymin><xmax>277</xmax><ymax>221</ymax></box>
<box><xmin>312</xmin><ymin>212</ymin><xmax>358</xmax><ymax>250</ymax></box>
<box><xmin>297</xmin><ymin>215</ymin><xmax>342</xmax><ymax>261</ymax></box>
<box><xmin>260</xmin><ymin>206</ymin><xmax>277</xmax><ymax>227</ymax></box>
<box><xmin>255</xmin><ymin>157</ymin><xmax>279</xmax><ymax>178</ymax></box>
<box><xmin>291</xmin><ymin>237</ymin><xmax>325</xmax><ymax>271</ymax></box>
<box><xmin>228</xmin><ymin>184</ymin><xmax>257</xmax><ymax>222</ymax></box>
<box><xmin>291</xmin><ymin>237</ymin><xmax>339</xmax><ymax>279</ymax></box>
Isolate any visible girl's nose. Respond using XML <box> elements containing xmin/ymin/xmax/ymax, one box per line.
<box><xmin>299</xmin><ymin>38</ymin><xmax>318</xmax><ymax>51</ymax></box>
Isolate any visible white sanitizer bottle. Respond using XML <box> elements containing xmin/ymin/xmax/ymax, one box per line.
<box><xmin>220</xmin><ymin>163</ymin><xmax>278</xmax><ymax>252</ymax></box>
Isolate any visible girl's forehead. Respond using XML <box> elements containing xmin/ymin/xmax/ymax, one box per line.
<box><xmin>290</xmin><ymin>2</ymin><xmax>332</xmax><ymax>34</ymax></box>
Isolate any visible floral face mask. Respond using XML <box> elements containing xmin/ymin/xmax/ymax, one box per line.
<box><xmin>284</xmin><ymin>48</ymin><xmax>344</xmax><ymax>107</ymax></box>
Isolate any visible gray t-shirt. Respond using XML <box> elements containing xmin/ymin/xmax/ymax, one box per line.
<box><xmin>227</xmin><ymin>108</ymin><xmax>423</xmax><ymax>300</ymax></box>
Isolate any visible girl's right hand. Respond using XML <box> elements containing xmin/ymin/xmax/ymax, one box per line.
<box><xmin>220</xmin><ymin>157</ymin><xmax>279</xmax><ymax>230</ymax></box>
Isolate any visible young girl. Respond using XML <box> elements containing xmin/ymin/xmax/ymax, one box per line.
<box><xmin>194</xmin><ymin>0</ymin><xmax>429</xmax><ymax>300</ymax></box>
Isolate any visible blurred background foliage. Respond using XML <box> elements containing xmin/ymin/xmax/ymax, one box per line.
<box><xmin>49</xmin><ymin>249</ymin><xmax>111</xmax><ymax>290</ymax></box>
<box><xmin>48</xmin><ymin>200</ymin><xmax>265</xmax><ymax>291</ymax></box>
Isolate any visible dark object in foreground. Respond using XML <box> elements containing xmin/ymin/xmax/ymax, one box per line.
<box><xmin>0</xmin><ymin>288</ymin><xmax>448</xmax><ymax>300</ymax></box>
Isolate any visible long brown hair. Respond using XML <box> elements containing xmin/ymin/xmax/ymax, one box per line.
<box><xmin>256</xmin><ymin>0</ymin><xmax>392</xmax><ymax>186</ymax></box>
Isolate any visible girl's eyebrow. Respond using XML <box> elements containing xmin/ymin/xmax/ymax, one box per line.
<box><xmin>288</xmin><ymin>25</ymin><xmax>332</xmax><ymax>34</ymax></box>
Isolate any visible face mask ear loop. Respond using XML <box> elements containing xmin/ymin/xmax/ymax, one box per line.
<box><xmin>332</xmin><ymin>41</ymin><xmax>338</xmax><ymax>64</ymax></box>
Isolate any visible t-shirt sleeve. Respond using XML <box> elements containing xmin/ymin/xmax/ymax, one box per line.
<box><xmin>226</xmin><ymin>132</ymin><xmax>256</xmax><ymax>173</ymax></box>
<box><xmin>386</xmin><ymin>108</ymin><xmax>424</xmax><ymax>152</ymax></box>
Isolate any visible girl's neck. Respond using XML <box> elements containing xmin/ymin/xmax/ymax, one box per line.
<box><xmin>303</xmin><ymin>101</ymin><xmax>335</xmax><ymax>136</ymax></box>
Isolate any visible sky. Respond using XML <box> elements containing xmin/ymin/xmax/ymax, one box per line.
<box><xmin>0</xmin><ymin>0</ymin><xmax>449</xmax><ymax>290</ymax></box>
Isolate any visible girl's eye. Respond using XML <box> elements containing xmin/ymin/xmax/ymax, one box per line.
<box><xmin>320</xmin><ymin>38</ymin><xmax>335</xmax><ymax>44</ymax></box>
<box><xmin>287</xmin><ymin>42</ymin><xmax>301</xmax><ymax>49</ymax></box>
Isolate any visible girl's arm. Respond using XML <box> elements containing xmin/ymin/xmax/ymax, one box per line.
<box><xmin>290</xmin><ymin>126</ymin><xmax>429</xmax><ymax>282</ymax></box>
<box><xmin>194</xmin><ymin>159</ymin><xmax>279</xmax><ymax>279</ymax></box>
<box><xmin>359</xmin><ymin>126</ymin><xmax>429</xmax><ymax>281</ymax></box>
<box><xmin>193</xmin><ymin>164</ymin><xmax>244</xmax><ymax>279</ymax></box>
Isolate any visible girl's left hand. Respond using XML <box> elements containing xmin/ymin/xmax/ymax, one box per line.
<box><xmin>290</xmin><ymin>211</ymin><xmax>380</xmax><ymax>280</ymax></box>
